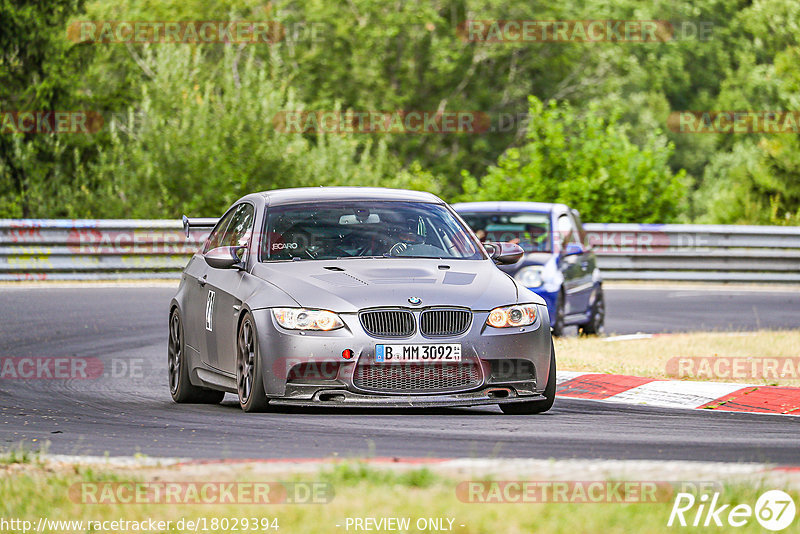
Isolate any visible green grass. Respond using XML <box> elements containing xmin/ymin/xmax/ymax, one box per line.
<box><xmin>319</xmin><ymin>461</ymin><xmax>439</xmax><ymax>488</ymax></box>
<box><xmin>1</xmin><ymin>461</ymin><xmax>796</xmax><ymax>534</ymax></box>
<box><xmin>0</xmin><ymin>443</ymin><xmax>43</xmax><ymax>466</ymax></box>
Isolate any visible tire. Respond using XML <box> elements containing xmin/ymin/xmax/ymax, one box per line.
<box><xmin>168</xmin><ymin>309</ymin><xmax>225</xmax><ymax>404</ymax></box>
<box><xmin>236</xmin><ymin>312</ymin><xmax>269</xmax><ymax>412</ymax></box>
<box><xmin>579</xmin><ymin>286</ymin><xmax>605</xmax><ymax>336</ymax></box>
<box><xmin>500</xmin><ymin>340</ymin><xmax>556</xmax><ymax>414</ymax></box>
<box><xmin>551</xmin><ymin>292</ymin><xmax>566</xmax><ymax>337</ymax></box>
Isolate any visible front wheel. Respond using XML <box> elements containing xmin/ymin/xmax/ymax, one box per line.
<box><xmin>500</xmin><ymin>340</ymin><xmax>556</xmax><ymax>414</ymax></box>
<box><xmin>579</xmin><ymin>287</ymin><xmax>605</xmax><ymax>336</ymax></box>
<box><xmin>551</xmin><ymin>293</ymin><xmax>566</xmax><ymax>337</ymax></box>
<box><xmin>168</xmin><ymin>309</ymin><xmax>224</xmax><ymax>404</ymax></box>
<box><xmin>236</xmin><ymin>313</ymin><xmax>269</xmax><ymax>412</ymax></box>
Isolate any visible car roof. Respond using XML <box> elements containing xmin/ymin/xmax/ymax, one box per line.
<box><xmin>238</xmin><ymin>187</ymin><xmax>444</xmax><ymax>206</ymax></box>
<box><xmin>452</xmin><ymin>201</ymin><xmax>567</xmax><ymax>214</ymax></box>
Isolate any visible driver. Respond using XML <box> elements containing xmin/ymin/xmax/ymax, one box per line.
<box><xmin>384</xmin><ymin>218</ymin><xmax>426</xmax><ymax>256</ymax></box>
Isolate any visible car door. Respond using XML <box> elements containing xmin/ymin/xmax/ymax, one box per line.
<box><xmin>570</xmin><ymin>209</ymin><xmax>595</xmax><ymax>313</ymax></box>
<box><xmin>556</xmin><ymin>212</ymin><xmax>590</xmax><ymax>316</ymax></box>
<box><xmin>183</xmin><ymin>207</ymin><xmax>237</xmax><ymax>361</ymax></box>
<box><xmin>204</xmin><ymin>203</ymin><xmax>256</xmax><ymax>374</ymax></box>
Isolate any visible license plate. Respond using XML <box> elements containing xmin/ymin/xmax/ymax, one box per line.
<box><xmin>375</xmin><ymin>344</ymin><xmax>462</xmax><ymax>362</ymax></box>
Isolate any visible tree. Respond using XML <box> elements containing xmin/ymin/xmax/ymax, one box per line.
<box><xmin>694</xmin><ymin>0</ymin><xmax>800</xmax><ymax>224</ymax></box>
<box><xmin>460</xmin><ymin>96</ymin><xmax>687</xmax><ymax>222</ymax></box>
<box><xmin>75</xmin><ymin>46</ymin><xmax>438</xmax><ymax>218</ymax></box>
<box><xmin>0</xmin><ymin>0</ymin><xmax>90</xmax><ymax>216</ymax></box>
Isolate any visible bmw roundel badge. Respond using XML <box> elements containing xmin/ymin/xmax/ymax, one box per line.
<box><xmin>408</xmin><ymin>296</ymin><xmax>422</xmax><ymax>305</ymax></box>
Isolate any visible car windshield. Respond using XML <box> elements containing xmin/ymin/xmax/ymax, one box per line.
<box><xmin>261</xmin><ymin>201</ymin><xmax>485</xmax><ymax>261</ymax></box>
<box><xmin>458</xmin><ymin>212</ymin><xmax>552</xmax><ymax>253</ymax></box>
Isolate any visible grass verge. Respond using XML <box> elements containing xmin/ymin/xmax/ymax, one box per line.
<box><xmin>2</xmin><ymin>461</ymin><xmax>798</xmax><ymax>534</ymax></box>
<box><xmin>556</xmin><ymin>329</ymin><xmax>800</xmax><ymax>386</ymax></box>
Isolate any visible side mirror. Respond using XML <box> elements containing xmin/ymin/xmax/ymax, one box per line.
<box><xmin>563</xmin><ymin>242</ymin><xmax>584</xmax><ymax>256</ymax></box>
<box><xmin>205</xmin><ymin>246</ymin><xmax>246</xmax><ymax>270</ymax></box>
<box><xmin>485</xmin><ymin>242</ymin><xmax>524</xmax><ymax>265</ymax></box>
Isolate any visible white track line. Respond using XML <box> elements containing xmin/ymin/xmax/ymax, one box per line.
<box><xmin>605</xmin><ymin>380</ymin><xmax>746</xmax><ymax>409</ymax></box>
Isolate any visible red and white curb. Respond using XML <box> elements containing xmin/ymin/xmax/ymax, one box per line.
<box><xmin>556</xmin><ymin>371</ymin><xmax>800</xmax><ymax>415</ymax></box>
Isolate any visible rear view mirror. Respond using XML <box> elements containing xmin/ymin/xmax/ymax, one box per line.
<box><xmin>205</xmin><ymin>246</ymin><xmax>246</xmax><ymax>270</ymax></box>
<box><xmin>485</xmin><ymin>242</ymin><xmax>524</xmax><ymax>265</ymax></box>
<box><xmin>564</xmin><ymin>243</ymin><xmax>584</xmax><ymax>256</ymax></box>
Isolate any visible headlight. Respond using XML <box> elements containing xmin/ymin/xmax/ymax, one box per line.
<box><xmin>486</xmin><ymin>304</ymin><xmax>537</xmax><ymax>328</ymax></box>
<box><xmin>272</xmin><ymin>308</ymin><xmax>344</xmax><ymax>331</ymax></box>
<box><xmin>515</xmin><ymin>266</ymin><xmax>543</xmax><ymax>288</ymax></box>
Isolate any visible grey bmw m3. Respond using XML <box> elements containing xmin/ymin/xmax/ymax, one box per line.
<box><xmin>169</xmin><ymin>187</ymin><xmax>555</xmax><ymax>413</ymax></box>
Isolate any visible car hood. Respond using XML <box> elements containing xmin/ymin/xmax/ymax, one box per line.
<box><xmin>248</xmin><ymin>258</ymin><xmax>541</xmax><ymax>312</ymax></box>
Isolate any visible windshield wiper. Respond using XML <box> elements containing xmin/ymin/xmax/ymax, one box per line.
<box><xmin>381</xmin><ymin>254</ymin><xmax>449</xmax><ymax>259</ymax></box>
<box><xmin>334</xmin><ymin>255</ymin><xmax>386</xmax><ymax>260</ymax></box>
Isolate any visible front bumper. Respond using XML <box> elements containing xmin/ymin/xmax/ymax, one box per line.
<box><xmin>251</xmin><ymin>306</ymin><xmax>552</xmax><ymax>406</ymax></box>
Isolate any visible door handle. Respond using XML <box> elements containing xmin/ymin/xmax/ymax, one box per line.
<box><xmin>198</xmin><ymin>274</ymin><xmax>207</xmax><ymax>287</ymax></box>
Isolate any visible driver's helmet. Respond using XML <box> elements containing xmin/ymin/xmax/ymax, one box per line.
<box><xmin>397</xmin><ymin>218</ymin><xmax>425</xmax><ymax>245</ymax></box>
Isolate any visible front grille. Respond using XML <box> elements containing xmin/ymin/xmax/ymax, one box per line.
<box><xmin>353</xmin><ymin>363</ymin><xmax>482</xmax><ymax>393</ymax></box>
<box><xmin>420</xmin><ymin>309</ymin><xmax>472</xmax><ymax>337</ymax></box>
<box><xmin>360</xmin><ymin>310</ymin><xmax>415</xmax><ymax>337</ymax></box>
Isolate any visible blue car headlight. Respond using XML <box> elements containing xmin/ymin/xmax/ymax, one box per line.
<box><xmin>515</xmin><ymin>266</ymin><xmax>544</xmax><ymax>288</ymax></box>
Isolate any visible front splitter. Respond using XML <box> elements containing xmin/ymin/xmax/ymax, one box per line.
<box><xmin>269</xmin><ymin>390</ymin><xmax>547</xmax><ymax>408</ymax></box>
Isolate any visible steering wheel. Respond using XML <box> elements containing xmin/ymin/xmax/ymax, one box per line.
<box><xmin>388</xmin><ymin>242</ymin><xmax>409</xmax><ymax>256</ymax></box>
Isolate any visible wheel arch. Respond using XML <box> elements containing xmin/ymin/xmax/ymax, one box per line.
<box><xmin>169</xmin><ymin>298</ymin><xmax>181</xmax><ymax>318</ymax></box>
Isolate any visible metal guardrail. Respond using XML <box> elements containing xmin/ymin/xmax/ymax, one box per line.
<box><xmin>1</xmin><ymin>219</ymin><xmax>799</xmax><ymax>282</ymax></box>
<box><xmin>583</xmin><ymin>223</ymin><xmax>800</xmax><ymax>282</ymax></box>
<box><xmin>0</xmin><ymin>219</ymin><xmax>205</xmax><ymax>281</ymax></box>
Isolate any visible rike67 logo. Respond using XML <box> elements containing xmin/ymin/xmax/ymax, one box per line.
<box><xmin>668</xmin><ymin>490</ymin><xmax>796</xmax><ymax>531</ymax></box>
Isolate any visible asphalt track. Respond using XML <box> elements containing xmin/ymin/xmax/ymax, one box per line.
<box><xmin>0</xmin><ymin>286</ymin><xmax>798</xmax><ymax>463</ymax></box>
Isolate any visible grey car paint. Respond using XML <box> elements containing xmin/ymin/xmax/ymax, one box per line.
<box><xmin>171</xmin><ymin>187</ymin><xmax>553</xmax><ymax>409</ymax></box>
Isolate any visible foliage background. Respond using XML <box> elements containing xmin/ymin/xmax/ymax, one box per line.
<box><xmin>1</xmin><ymin>0</ymin><xmax>798</xmax><ymax>223</ymax></box>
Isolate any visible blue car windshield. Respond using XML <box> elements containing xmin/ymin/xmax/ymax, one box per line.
<box><xmin>458</xmin><ymin>212</ymin><xmax>552</xmax><ymax>253</ymax></box>
<box><xmin>261</xmin><ymin>201</ymin><xmax>485</xmax><ymax>261</ymax></box>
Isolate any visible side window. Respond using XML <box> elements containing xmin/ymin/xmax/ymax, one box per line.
<box><xmin>203</xmin><ymin>208</ymin><xmax>237</xmax><ymax>253</ymax></box>
<box><xmin>220</xmin><ymin>204</ymin><xmax>255</xmax><ymax>248</ymax></box>
<box><xmin>571</xmin><ymin>209</ymin><xmax>589</xmax><ymax>248</ymax></box>
<box><xmin>556</xmin><ymin>214</ymin><xmax>577</xmax><ymax>248</ymax></box>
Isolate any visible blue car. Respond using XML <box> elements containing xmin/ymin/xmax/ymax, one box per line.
<box><xmin>453</xmin><ymin>201</ymin><xmax>604</xmax><ymax>336</ymax></box>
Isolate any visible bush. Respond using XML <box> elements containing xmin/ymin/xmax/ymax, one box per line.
<box><xmin>73</xmin><ymin>45</ymin><xmax>433</xmax><ymax>218</ymax></box>
<box><xmin>460</xmin><ymin>97</ymin><xmax>688</xmax><ymax>223</ymax></box>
